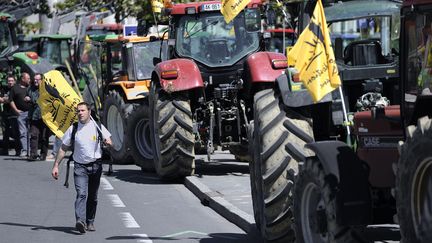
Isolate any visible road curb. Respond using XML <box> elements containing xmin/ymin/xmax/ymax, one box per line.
<box><xmin>184</xmin><ymin>176</ymin><xmax>256</xmax><ymax>234</ymax></box>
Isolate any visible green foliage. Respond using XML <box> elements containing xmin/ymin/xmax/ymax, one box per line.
<box><xmin>52</xmin><ymin>0</ymin><xmax>183</xmax><ymax>26</ymax></box>
<box><xmin>16</xmin><ymin>19</ymin><xmax>42</xmax><ymax>34</ymax></box>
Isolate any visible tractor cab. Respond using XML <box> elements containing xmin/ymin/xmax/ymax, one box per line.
<box><xmin>86</xmin><ymin>23</ymin><xmax>123</xmax><ymax>36</ymax></box>
<box><xmin>17</xmin><ymin>34</ymin><xmax>73</xmax><ymax>72</ymax></box>
<box><xmin>81</xmin><ymin>34</ymin><xmax>167</xmax><ymax>101</ymax></box>
<box><xmin>264</xmin><ymin>28</ymin><xmax>296</xmax><ymax>54</ymax></box>
<box><xmin>170</xmin><ymin>2</ymin><xmax>260</xmax><ymax>68</ymax></box>
<box><xmin>0</xmin><ymin>13</ymin><xmax>17</xmax><ymax>58</ymax></box>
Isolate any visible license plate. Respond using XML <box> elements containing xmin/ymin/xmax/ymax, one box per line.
<box><xmin>201</xmin><ymin>3</ymin><xmax>221</xmax><ymax>11</ymax></box>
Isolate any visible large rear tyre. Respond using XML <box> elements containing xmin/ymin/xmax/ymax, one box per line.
<box><xmin>150</xmin><ymin>87</ymin><xmax>195</xmax><ymax>179</ymax></box>
<box><xmin>130</xmin><ymin>103</ymin><xmax>154</xmax><ymax>171</ymax></box>
<box><xmin>250</xmin><ymin>89</ymin><xmax>314</xmax><ymax>242</ymax></box>
<box><xmin>294</xmin><ymin>158</ymin><xmax>368</xmax><ymax>243</ymax></box>
<box><xmin>103</xmin><ymin>90</ymin><xmax>133</xmax><ymax>164</ymax></box>
<box><xmin>397</xmin><ymin>116</ymin><xmax>432</xmax><ymax>243</ymax></box>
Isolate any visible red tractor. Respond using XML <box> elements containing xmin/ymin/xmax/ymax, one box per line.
<box><xmin>249</xmin><ymin>0</ymin><xmax>403</xmax><ymax>242</ymax></box>
<box><xmin>149</xmin><ymin>0</ymin><xmax>287</xmax><ymax>179</ymax></box>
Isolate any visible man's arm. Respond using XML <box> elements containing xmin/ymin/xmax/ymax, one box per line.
<box><xmin>9</xmin><ymin>101</ymin><xmax>21</xmax><ymax>115</ymax></box>
<box><xmin>51</xmin><ymin>144</ymin><xmax>68</xmax><ymax>180</ymax></box>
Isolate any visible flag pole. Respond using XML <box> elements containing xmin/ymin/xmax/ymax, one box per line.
<box><xmin>338</xmin><ymin>86</ymin><xmax>352</xmax><ymax>146</ymax></box>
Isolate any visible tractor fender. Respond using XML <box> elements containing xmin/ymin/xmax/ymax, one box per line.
<box><xmin>246</xmin><ymin>52</ymin><xmax>286</xmax><ymax>83</ymax></box>
<box><xmin>154</xmin><ymin>58</ymin><xmax>204</xmax><ymax>93</ymax></box>
<box><xmin>276</xmin><ymin>73</ymin><xmax>332</xmax><ymax>107</ymax></box>
<box><xmin>305</xmin><ymin>141</ymin><xmax>372</xmax><ymax>226</ymax></box>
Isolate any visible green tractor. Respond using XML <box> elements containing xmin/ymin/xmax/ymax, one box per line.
<box><xmin>0</xmin><ymin>13</ymin><xmax>53</xmax><ymax>83</ymax></box>
<box><xmin>17</xmin><ymin>34</ymin><xmax>73</xmax><ymax>74</ymax></box>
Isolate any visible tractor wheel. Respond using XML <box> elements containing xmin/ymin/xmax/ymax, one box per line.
<box><xmin>250</xmin><ymin>89</ymin><xmax>314</xmax><ymax>242</ymax></box>
<box><xmin>294</xmin><ymin>158</ymin><xmax>367</xmax><ymax>243</ymax></box>
<box><xmin>130</xmin><ymin>103</ymin><xmax>154</xmax><ymax>171</ymax></box>
<box><xmin>397</xmin><ymin>116</ymin><xmax>432</xmax><ymax>243</ymax></box>
<box><xmin>102</xmin><ymin>90</ymin><xmax>133</xmax><ymax>164</ymax></box>
<box><xmin>150</xmin><ymin>88</ymin><xmax>195</xmax><ymax>179</ymax></box>
<box><xmin>248</xmin><ymin>121</ymin><xmax>262</xmax><ymax>230</ymax></box>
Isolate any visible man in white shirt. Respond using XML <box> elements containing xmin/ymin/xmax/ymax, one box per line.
<box><xmin>51</xmin><ymin>102</ymin><xmax>112</xmax><ymax>234</ymax></box>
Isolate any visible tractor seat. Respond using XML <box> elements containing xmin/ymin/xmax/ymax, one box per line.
<box><xmin>344</xmin><ymin>39</ymin><xmax>385</xmax><ymax>66</ymax></box>
<box><xmin>206</xmin><ymin>39</ymin><xmax>229</xmax><ymax>62</ymax></box>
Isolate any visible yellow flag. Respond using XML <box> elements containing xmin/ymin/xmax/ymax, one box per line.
<box><xmin>152</xmin><ymin>0</ymin><xmax>164</xmax><ymax>13</ymax></box>
<box><xmin>287</xmin><ymin>0</ymin><xmax>341</xmax><ymax>102</ymax></box>
<box><xmin>38</xmin><ymin>70</ymin><xmax>82</xmax><ymax>138</ymax></box>
<box><xmin>221</xmin><ymin>0</ymin><xmax>251</xmax><ymax>23</ymax></box>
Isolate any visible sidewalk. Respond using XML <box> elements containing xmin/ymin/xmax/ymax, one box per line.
<box><xmin>184</xmin><ymin>151</ymin><xmax>256</xmax><ymax>234</ymax></box>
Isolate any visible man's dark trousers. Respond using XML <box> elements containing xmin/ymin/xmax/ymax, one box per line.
<box><xmin>74</xmin><ymin>162</ymin><xmax>102</xmax><ymax>225</ymax></box>
<box><xmin>29</xmin><ymin>119</ymin><xmax>50</xmax><ymax>158</ymax></box>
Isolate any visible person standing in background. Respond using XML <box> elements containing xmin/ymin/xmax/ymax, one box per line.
<box><xmin>0</xmin><ymin>76</ymin><xmax>20</xmax><ymax>155</ymax></box>
<box><xmin>9</xmin><ymin>72</ymin><xmax>31</xmax><ymax>158</ymax></box>
<box><xmin>27</xmin><ymin>73</ymin><xmax>51</xmax><ymax>161</ymax></box>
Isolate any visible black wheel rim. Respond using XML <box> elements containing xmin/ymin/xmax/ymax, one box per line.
<box><xmin>411</xmin><ymin>157</ymin><xmax>432</xmax><ymax>235</ymax></box>
<box><xmin>301</xmin><ymin>182</ymin><xmax>328</xmax><ymax>243</ymax></box>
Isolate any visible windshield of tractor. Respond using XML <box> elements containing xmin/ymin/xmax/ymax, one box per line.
<box><xmin>328</xmin><ymin>15</ymin><xmax>399</xmax><ymax>62</ymax></box>
<box><xmin>41</xmin><ymin>39</ymin><xmax>71</xmax><ymax>66</ymax></box>
<box><xmin>176</xmin><ymin>11</ymin><xmax>259</xmax><ymax>67</ymax></box>
<box><xmin>0</xmin><ymin>22</ymin><xmax>12</xmax><ymax>57</ymax></box>
<box><xmin>402</xmin><ymin>10</ymin><xmax>432</xmax><ymax>100</ymax></box>
<box><xmin>131</xmin><ymin>41</ymin><xmax>167</xmax><ymax>80</ymax></box>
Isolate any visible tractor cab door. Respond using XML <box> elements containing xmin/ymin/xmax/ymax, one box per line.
<box><xmin>401</xmin><ymin>8</ymin><xmax>432</xmax><ymax>127</ymax></box>
<box><xmin>76</xmin><ymin>40</ymin><xmax>104</xmax><ymax>111</ymax></box>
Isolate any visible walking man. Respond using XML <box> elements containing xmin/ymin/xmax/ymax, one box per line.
<box><xmin>51</xmin><ymin>102</ymin><xmax>112</xmax><ymax>234</ymax></box>
<box><xmin>9</xmin><ymin>72</ymin><xmax>31</xmax><ymax>157</ymax></box>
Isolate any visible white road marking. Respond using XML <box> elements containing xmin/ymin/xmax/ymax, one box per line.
<box><xmin>163</xmin><ymin>230</ymin><xmax>207</xmax><ymax>237</ymax></box>
<box><xmin>119</xmin><ymin>212</ymin><xmax>140</xmax><ymax>228</ymax></box>
<box><xmin>162</xmin><ymin>231</ymin><xmax>240</xmax><ymax>240</ymax></box>
<box><xmin>132</xmin><ymin>234</ymin><xmax>153</xmax><ymax>243</ymax></box>
<box><xmin>100</xmin><ymin>177</ymin><xmax>114</xmax><ymax>190</ymax></box>
<box><xmin>107</xmin><ymin>194</ymin><xmax>126</xmax><ymax>207</ymax></box>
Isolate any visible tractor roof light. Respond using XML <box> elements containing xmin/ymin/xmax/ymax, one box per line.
<box><xmin>185</xmin><ymin>7</ymin><xmax>196</xmax><ymax>14</ymax></box>
<box><xmin>161</xmin><ymin>70</ymin><xmax>178</xmax><ymax>79</ymax></box>
<box><xmin>26</xmin><ymin>52</ymin><xmax>39</xmax><ymax>60</ymax></box>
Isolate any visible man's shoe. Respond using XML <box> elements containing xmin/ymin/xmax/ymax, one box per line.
<box><xmin>75</xmin><ymin>221</ymin><xmax>86</xmax><ymax>234</ymax></box>
<box><xmin>45</xmin><ymin>154</ymin><xmax>55</xmax><ymax>161</ymax></box>
<box><xmin>19</xmin><ymin>151</ymin><xmax>27</xmax><ymax>158</ymax></box>
<box><xmin>86</xmin><ymin>223</ymin><xmax>95</xmax><ymax>232</ymax></box>
<box><xmin>28</xmin><ymin>155</ymin><xmax>38</xmax><ymax>161</ymax></box>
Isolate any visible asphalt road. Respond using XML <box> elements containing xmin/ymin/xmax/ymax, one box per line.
<box><xmin>0</xmin><ymin>154</ymin><xmax>262</xmax><ymax>243</ymax></box>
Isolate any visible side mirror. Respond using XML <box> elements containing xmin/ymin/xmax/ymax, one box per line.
<box><xmin>153</xmin><ymin>57</ymin><xmax>162</xmax><ymax>66</ymax></box>
<box><xmin>244</xmin><ymin>8</ymin><xmax>261</xmax><ymax>32</ymax></box>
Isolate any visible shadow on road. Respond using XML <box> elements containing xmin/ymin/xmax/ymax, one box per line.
<box><xmin>0</xmin><ymin>222</ymin><xmax>82</xmax><ymax>235</ymax></box>
<box><xmin>195</xmin><ymin>160</ymin><xmax>250</xmax><ymax>177</ymax></box>
<box><xmin>106</xmin><ymin>232</ymin><xmax>261</xmax><ymax>243</ymax></box>
<box><xmin>104</xmin><ymin>168</ymin><xmax>184</xmax><ymax>185</ymax></box>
